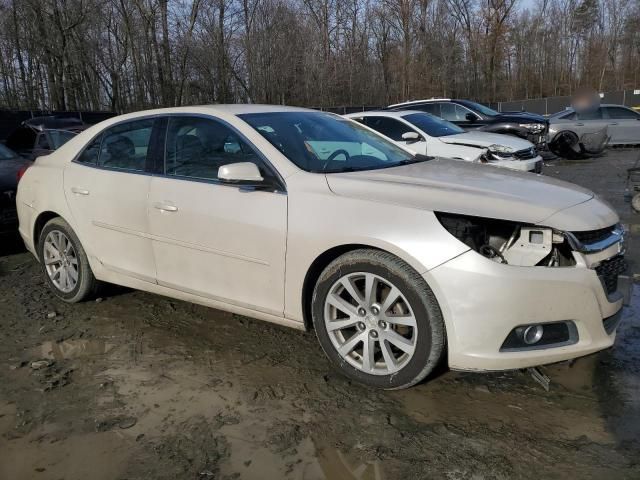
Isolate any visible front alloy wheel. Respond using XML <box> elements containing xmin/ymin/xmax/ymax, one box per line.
<box><xmin>324</xmin><ymin>272</ymin><xmax>417</xmax><ymax>375</ymax></box>
<box><xmin>312</xmin><ymin>249</ymin><xmax>445</xmax><ymax>389</ymax></box>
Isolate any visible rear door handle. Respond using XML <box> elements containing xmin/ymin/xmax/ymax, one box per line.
<box><xmin>575</xmin><ymin>123</ymin><xmax>584</xmax><ymax>126</ymax></box>
<box><xmin>609</xmin><ymin>122</ymin><xmax>618</xmax><ymax>125</ymax></box>
<box><xmin>71</xmin><ymin>187</ymin><xmax>90</xmax><ymax>196</ymax></box>
<box><xmin>153</xmin><ymin>202</ymin><xmax>178</xmax><ymax>212</ymax></box>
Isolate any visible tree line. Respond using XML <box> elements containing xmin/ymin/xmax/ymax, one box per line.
<box><xmin>0</xmin><ymin>0</ymin><xmax>638</xmax><ymax>112</ymax></box>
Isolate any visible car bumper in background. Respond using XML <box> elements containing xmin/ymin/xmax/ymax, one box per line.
<box><xmin>425</xmin><ymin>249</ymin><xmax>624</xmax><ymax>371</ymax></box>
<box><xmin>0</xmin><ymin>205</ymin><xmax>18</xmax><ymax>233</ymax></box>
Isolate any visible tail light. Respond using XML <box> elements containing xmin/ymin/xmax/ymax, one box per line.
<box><xmin>17</xmin><ymin>165</ymin><xmax>30</xmax><ymax>182</ymax></box>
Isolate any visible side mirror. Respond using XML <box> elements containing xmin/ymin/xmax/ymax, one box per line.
<box><xmin>465</xmin><ymin>112</ymin><xmax>478</xmax><ymax>122</ymax></box>
<box><xmin>401</xmin><ymin>131</ymin><xmax>421</xmax><ymax>143</ymax></box>
<box><xmin>218</xmin><ymin>162</ymin><xmax>264</xmax><ymax>182</ymax></box>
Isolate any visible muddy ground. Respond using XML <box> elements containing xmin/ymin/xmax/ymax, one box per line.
<box><xmin>2</xmin><ymin>149</ymin><xmax>640</xmax><ymax>480</ymax></box>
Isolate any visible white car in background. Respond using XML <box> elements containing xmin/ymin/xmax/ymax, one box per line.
<box><xmin>345</xmin><ymin>110</ymin><xmax>543</xmax><ymax>173</ymax></box>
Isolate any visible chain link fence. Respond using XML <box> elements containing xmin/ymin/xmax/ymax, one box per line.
<box><xmin>313</xmin><ymin>89</ymin><xmax>640</xmax><ymax>116</ymax></box>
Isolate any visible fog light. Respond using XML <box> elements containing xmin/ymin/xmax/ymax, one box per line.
<box><xmin>522</xmin><ymin>325</ymin><xmax>544</xmax><ymax>345</ymax></box>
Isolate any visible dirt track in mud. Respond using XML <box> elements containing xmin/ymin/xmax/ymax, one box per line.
<box><xmin>2</xmin><ymin>149</ymin><xmax>640</xmax><ymax>479</ymax></box>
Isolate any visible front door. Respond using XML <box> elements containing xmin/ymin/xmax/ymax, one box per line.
<box><xmin>64</xmin><ymin>118</ymin><xmax>159</xmax><ymax>282</ymax></box>
<box><xmin>147</xmin><ymin>115</ymin><xmax>287</xmax><ymax>315</ymax></box>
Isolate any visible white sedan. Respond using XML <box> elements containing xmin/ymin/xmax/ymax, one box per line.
<box><xmin>345</xmin><ymin>110</ymin><xmax>543</xmax><ymax>173</ymax></box>
<box><xmin>17</xmin><ymin>105</ymin><xmax>626</xmax><ymax>389</ymax></box>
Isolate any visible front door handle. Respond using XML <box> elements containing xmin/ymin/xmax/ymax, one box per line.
<box><xmin>575</xmin><ymin>123</ymin><xmax>584</xmax><ymax>126</ymax></box>
<box><xmin>609</xmin><ymin>122</ymin><xmax>619</xmax><ymax>125</ymax></box>
<box><xmin>71</xmin><ymin>187</ymin><xmax>90</xmax><ymax>196</ymax></box>
<box><xmin>153</xmin><ymin>202</ymin><xmax>178</xmax><ymax>212</ymax></box>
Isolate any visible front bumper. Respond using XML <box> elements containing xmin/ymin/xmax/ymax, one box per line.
<box><xmin>425</xmin><ymin>249</ymin><xmax>624</xmax><ymax>371</ymax></box>
<box><xmin>491</xmin><ymin>155</ymin><xmax>543</xmax><ymax>173</ymax></box>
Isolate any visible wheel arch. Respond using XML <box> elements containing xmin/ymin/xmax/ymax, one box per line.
<box><xmin>33</xmin><ymin>210</ymin><xmax>65</xmax><ymax>251</ymax></box>
<box><xmin>300</xmin><ymin>243</ymin><xmax>428</xmax><ymax>331</ymax></box>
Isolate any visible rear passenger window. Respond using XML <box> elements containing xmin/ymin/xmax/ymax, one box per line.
<box><xmin>605</xmin><ymin>107</ymin><xmax>639</xmax><ymax>119</ymax></box>
<box><xmin>98</xmin><ymin>119</ymin><xmax>153</xmax><ymax>171</ymax></box>
<box><xmin>164</xmin><ymin>116</ymin><xmax>264</xmax><ymax>182</ymax></box>
<box><xmin>77</xmin><ymin>135</ymin><xmax>102</xmax><ymax>164</ymax></box>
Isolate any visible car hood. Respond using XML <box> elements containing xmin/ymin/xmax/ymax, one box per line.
<box><xmin>0</xmin><ymin>157</ymin><xmax>29</xmax><ymax>192</ymax></box>
<box><xmin>325</xmin><ymin>158</ymin><xmax>617</xmax><ymax>231</ymax></box>
<box><xmin>438</xmin><ymin>131</ymin><xmax>533</xmax><ymax>150</ymax></box>
<box><xmin>494</xmin><ymin>111</ymin><xmax>547</xmax><ymax>124</ymax></box>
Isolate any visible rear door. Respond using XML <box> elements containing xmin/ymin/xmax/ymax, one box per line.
<box><xmin>147</xmin><ymin>115</ymin><xmax>287</xmax><ymax>315</ymax></box>
<box><xmin>64</xmin><ymin>117</ymin><xmax>162</xmax><ymax>282</ymax></box>
<box><xmin>602</xmin><ymin>106</ymin><xmax>640</xmax><ymax>144</ymax></box>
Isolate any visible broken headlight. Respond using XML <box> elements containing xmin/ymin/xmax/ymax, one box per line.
<box><xmin>435</xmin><ymin>212</ymin><xmax>576</xmax><ymax>267</ymax></box>
<box><xmin>487</xmin><ymin>144</ymin><xmax>514</xmax><ymax>159</ymax></box>
<box><xmin>519</xmin><ymin>123</ymin><xmax>546</xmax><ymax>133</ymax></box>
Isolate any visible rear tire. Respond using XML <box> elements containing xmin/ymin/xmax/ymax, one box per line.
<box><xmin>311</xmin><ymin>249</ymin><xmax>445</xmax><ymax>389</ymax></box>
<box><xmin>38</xmin><ymin>217</ymin><xmax>98</xmax><ymax>303</ymax></box>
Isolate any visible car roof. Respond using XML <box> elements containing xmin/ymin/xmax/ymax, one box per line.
<box><xmin>344</xmin><ymin>110</ymin><xmax>425</xmax><ymax>119</ymax></box>
<box><xmin>551</xmin><ymin>104</ymin><xmax>633</xmax><ymax>116</ymax></box>
<box><xmin>387</xmin><ymin>98</ymin><xmax>451</xmax><ymax>108</ymax></box>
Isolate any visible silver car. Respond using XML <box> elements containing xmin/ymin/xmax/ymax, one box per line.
<box><xmin>549</xmin><ymin>104</ymin><xmax>640</xmax><ymax>146</ymax></box>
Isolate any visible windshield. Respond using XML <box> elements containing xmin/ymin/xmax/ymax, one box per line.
<box><xmin>404</xmin><ymin>113</ymin><xmax>465</xmax><ymax>137</ymax></box>
<box><xmin>0</xmin><ymin>143</ymin><xmax>17</xmax><ymax>160</ymax></box>
<box><xmin>49</xmin><ymin>130</ymin><xmax>77</xmax><ymax>149</ymax></box>
<box><xmin>240</xmin><ymin>112</ymin><xmax>420</xmax><ymax>173</ymax></box>
<box><xmin>464</xmin><ymin>101</ymin><xmax>499</xmax><ymax>117</ymax></box>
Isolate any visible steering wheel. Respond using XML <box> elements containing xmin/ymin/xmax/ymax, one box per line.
<box><xmin>322</xmin><ymin>149</ymin><xmax>351</xmax><ymax>171</ymax></box>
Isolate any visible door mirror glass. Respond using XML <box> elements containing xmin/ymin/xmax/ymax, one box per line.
<box><xmin>465</xmin><ymin>112</ymin><xmax>477</xmax><ymax>122</ymax></box>
<box><xmin>401</xmin><ymin>131</ymin><xmax>421</xmax><ymax>142</ymax></box>
<box><xmin>218</xmin><ymin>162</ymin><xmax>264</xmax><ymax>182</ymax></box>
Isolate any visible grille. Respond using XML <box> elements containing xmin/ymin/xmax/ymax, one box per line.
<box><xmin>514</xmin><ymin>147</ymin><xmax>537</xmax><ymax>160</ymax></box>
<box><xmin>595</xmin><ymin>255</ymin><xmax>627</xmax><ymax>295</ymax></box>
<box><xmin>572</xmin><ymin>225</ymin><xmax>617</xmax><ymax>245</ymax></box>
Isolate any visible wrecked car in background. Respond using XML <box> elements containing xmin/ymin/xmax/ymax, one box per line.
<box><xmin>387</xmin><ymin>98</ymin><xmax>549</xmax><ymax>149</ymax></box>
<box><xmin>17</xmin><ymin>105</ymin><xmax>628</xmax><ymax>390</ymax></box>
<box><xmin>345</xmin><ymin>110</ymin><xmax>542</xmax><ymax>173</ymax></box>
<box><xmin>547</xmin><ymin>104</ymin><xmax>640</xmax><ymax>159</ymax></box>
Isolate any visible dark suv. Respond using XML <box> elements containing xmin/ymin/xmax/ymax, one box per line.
<box><xmin>5</xmin><ymin>116</ymin><xmax>86</xmax><ymax>160</ymax></box>
<box><xmin>388</xmin><ymin>99</ymin><xmax>548</xmax><ymax>148</ymax></box>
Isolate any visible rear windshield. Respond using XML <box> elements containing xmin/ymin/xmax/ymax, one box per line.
<box><xmin>49</xmin><ymin>130</ymin><xmax>77</xmax><ymax>149</ymax></box>
<box><xmin>239</xmin><ymin>111</ymin><xmax>418</xmax><ymax>173</ymax></box>
<box><xmin>404</xmin><ymin>113</ymin><xmax>465</xmax><ymax>137</ymax></box>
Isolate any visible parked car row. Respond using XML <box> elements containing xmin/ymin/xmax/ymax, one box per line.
<box><xmin>345</xmin><ymin>110</ymin><xmax>543</xmax><ymax>173</ymax></box>
<box><xmin>0</xmin><ymin>115</ymin><xmax>86</xmax><ymax>235</ymax></box>
<box><xmin>15</xmin><ymin>104</ymin><xmax>629</xmax><ymax>390</ymax></box>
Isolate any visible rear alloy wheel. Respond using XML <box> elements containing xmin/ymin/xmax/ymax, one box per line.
<box><xmin>312</xmin><ymin>249</ymin><xmax>445</xmax><ymax>389</ymax></box>
<box><xmin>38</xmin><ymin>217</ymin><xmax>98</xmax><ymax>302</ymax></box>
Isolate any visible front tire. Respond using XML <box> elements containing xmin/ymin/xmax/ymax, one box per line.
<box><xmin>38</xmin><ymin>217</ymin><xmax>98</xmax><ymax>303</ymax></box>
<box><xmin>312</xmin><ymin>249</ymin><xmax>445</xmax><ymax>389</ymax></box>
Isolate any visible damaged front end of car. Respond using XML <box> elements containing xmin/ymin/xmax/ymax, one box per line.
<box><xmin>548</xmin><ymin>127</ymin><xmax>609</xmax><ymax>160</ymax></box>
<box><xmin>435</xmin><ymin>212</ymin><xmax>578</xmax><ymax>267</ymax></box>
